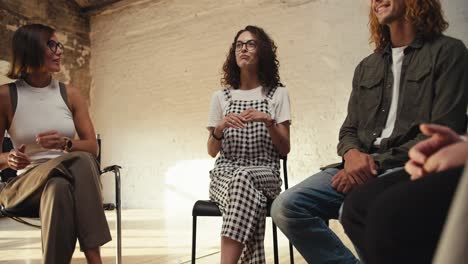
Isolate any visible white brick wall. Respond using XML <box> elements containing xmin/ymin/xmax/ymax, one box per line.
<box><xmin>91</xmin><ymin>0</ymin><xmax>370</xmax><ymax>208</ymax></box>
<box><xmin>89</xmin><ymin>0</ymin><xmax>467</xmax><ymax>251</ymax></box>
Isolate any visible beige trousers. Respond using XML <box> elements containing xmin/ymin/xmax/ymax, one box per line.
<box><xmin>0</xmin><ymin>151</ymin><xmax>112</xmax><ymax>264</ymax></box>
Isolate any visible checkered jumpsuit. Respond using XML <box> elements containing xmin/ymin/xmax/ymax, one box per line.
<box><xmin>209</xmin><ymin>87</ymin><xmax>282</xmax><ymax>264</ymax></box>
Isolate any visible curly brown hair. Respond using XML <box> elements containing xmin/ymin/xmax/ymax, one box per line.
<box><xmin>221</xmin><ymin>25</ymin><xmax>283</xmax><ymax>90</ymax></box>
<box><xmin>369</xmin><ymin>0</ymin><xmax>448</xmax><ymax>52</ymax></box>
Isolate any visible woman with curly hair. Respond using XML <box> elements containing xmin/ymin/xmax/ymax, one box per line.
<box><xmin>207</xmin><ymin>25</ymin><xmax>291</xmax><ymax>264</ymax></box>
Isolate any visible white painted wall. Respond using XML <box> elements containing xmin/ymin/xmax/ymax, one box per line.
<box><xmin>89</xmin><ymin>0</ymin><xmax>467</xmax><ymax>253</ymax></box>
<box><xmin>90</xmin><ymin>0</ymin><xmax>370</xmax><ymax>210</ymax></box>
<box><xmin>89</xmin><ymin>0</ymin><xmax>467</xmax><ymax>210</ymax></box>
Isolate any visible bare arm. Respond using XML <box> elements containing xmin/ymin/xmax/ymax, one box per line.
<box><xmin>67</xmin><ymin>85</ymin><xmax>99</xmax><ymax>157</ymax></box>
<box><xmin>207</xmin><ymin>127</ymin><xmax>222</xmax><ymax>158</ymax></box>
<box><xmin>0</xmin><ymin>84</ymin><xmax>31</xmax><ymax>171</ymax></box>
<box><xmin>267</xmin><ymin>121</ymin><xmax>290</xmax><ymax>156</ymax></box>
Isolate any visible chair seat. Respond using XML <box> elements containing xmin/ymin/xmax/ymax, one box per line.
<box><xmin>0</xmin><ymin>205</ymin><xmax>39</xmax><ymax>218</ymax></box>
<box><xmin>192</xmin><ymin>200</ymin><xmax>273</xmax><ymax>217</ymax></box>
<box><xmin>192</xmin><ymin>200</ymin><xmax>222</xmax><ymax>217</ymax></box>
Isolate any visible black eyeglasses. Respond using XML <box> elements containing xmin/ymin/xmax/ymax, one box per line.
<box><xmin>47</xmin><ymin>40</ymin><xmax>64</xmax><ymax>54</ymax></box>
<box><xmin>234</xmin><ymin>40</ymin><xmax>257</xmax><ymax>51</ymax></box>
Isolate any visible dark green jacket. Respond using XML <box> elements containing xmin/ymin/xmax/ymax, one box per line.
<box><xmin>334</xmin><ymin>35</ymin><xmax>467</xmax><ymax>172</ymax></box>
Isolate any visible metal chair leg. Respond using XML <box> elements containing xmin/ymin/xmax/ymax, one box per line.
<box><xmin>192</xmin><ymin>216</ymin><xmax>197</xmax><ymax>264</ymax></box>
<box><xmin>289</xmin><ymin>241</ymin><xmax>294</xmax><ymax>264</ymax></box>
<box><xmin>272</xmin><ymin>222</ymin><xmax>279</xmax><ymax>264</ymax></box>
<box><xmin>115</xmin><ymin>167</ymin><xmax>122</xmax><ymax>264</ymax></box>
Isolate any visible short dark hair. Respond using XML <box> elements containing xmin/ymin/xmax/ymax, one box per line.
<box><xmin>221</xmin><ymin>25</ymin><xmax>283</xmax><ymax>90</ymax></box>
<box><xmin>7</xmin><ymin>24</ymin><xmax>55</xmax><ymax>79</ymax></box>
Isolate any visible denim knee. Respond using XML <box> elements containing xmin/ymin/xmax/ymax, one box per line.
<box><xmin>271</xmin><ymin>189</ymin><xmax>303</xmax><ymax>228</ymax></box>
<box><xmin>271</xmin><ymin>193</ymin><xmax>288</xmax><ymax>228</ymax></box>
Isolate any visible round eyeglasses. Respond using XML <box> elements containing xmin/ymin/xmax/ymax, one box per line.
<box><xmin>47</xmin><ymin>40</ymin><xmax>64</xmax><ymax>54</ymax></box>
<box><xmin>234</xmin><ymin>40</ymin><xmax>257</xmax><ymax>52</ymax></box>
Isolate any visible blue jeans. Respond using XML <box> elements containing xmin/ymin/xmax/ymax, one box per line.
<box><xmin>271</xmin><ymin>168</ymin><xmax>358</xmax><ymax>264</ymax></box>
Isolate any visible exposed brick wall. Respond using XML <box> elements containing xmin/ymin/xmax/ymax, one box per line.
<box><xmin>0</xmin><ymin>0</ymin><xmax>91</xmax><ymax>100</ymax></box>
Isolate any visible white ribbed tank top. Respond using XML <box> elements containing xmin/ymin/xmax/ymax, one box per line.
<box><xmin>7</xmin><ymin>79</ymin><xmax>76</xmax><ymax>175</ymax></box>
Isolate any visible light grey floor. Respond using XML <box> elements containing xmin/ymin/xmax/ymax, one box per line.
<box><xmin>0</xmin><ymin>209</ymin><xmax>312</xmax><ymax>263</ymax></box>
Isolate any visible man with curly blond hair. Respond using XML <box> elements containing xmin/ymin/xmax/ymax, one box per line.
<box><xmin>271</xmin><ymin>0</ymin><xmax>467</xmax><ymax>263</ymax></box>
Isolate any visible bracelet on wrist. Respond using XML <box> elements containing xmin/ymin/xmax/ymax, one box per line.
<box><xmin>265</xmin><ymin>119</ymin><xmax>276</xmax><ymax>128</ymax></box>
<box><xmin>211</xmin><ymin>129</ymin><xmax>224</xmax><ymax>141</ymax></box>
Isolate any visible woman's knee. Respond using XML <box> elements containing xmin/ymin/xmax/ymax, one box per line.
<box><xmin>231</xmin><ymin>169</ymin><xmax>252</xmax><ymax>182</ymax></box>
<box><xmin>69</xmin><ymin>151</ymin><xmax>96</xmax><ymax>166</ymax></box>
<box><xmin>42</xmin><ymin>177</ymin><xmax>73</xmax><ymax>204</ymax></box>
<box><xmin>68</xmin><ymin>151</ymin><xmax>100</xmax><ymax>180</ymax></box>
<box><xmin>228</xmin><ymin>169</ymin><xmax>256</xmax><ymax>193</ymax></box>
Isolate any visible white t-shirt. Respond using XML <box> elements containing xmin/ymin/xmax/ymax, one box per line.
<box><xmin>207</xmin><ymin>86</ymin><xmax>291</xmax><ymax>128</ymax></box>
<box><xmin>375</xmin><ymin>46</ymin><xmax>406</xmax><ymax>146</ymax></box>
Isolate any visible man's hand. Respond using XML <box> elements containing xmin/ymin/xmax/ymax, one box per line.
<box><xmin>343</xmin><ymin>149</ymin><xmax>378</xmax><ymax>185</ymax></box>
<box><xmin>331</xmin><ymin>169</ymin><xmax>355</xmax><ymax>194</ymax></box>
<box><xmin>405</xmin><ymin>124</ymin><xmax>464</xmax><ymax>180</ymax></box>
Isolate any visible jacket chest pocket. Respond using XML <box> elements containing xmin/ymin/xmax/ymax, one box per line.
<box><xmin>405</xmin><ymin>65</ymin><xmax>432</xmax><ymax>103</ymax></box>
<box><xmin>358</xmin><ymin>73</ymin><xmax>384</xmax><ymax>112</ymax></box>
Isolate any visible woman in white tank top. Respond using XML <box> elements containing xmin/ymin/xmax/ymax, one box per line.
<box><xmin>0</xmin><ymin>24</ymin><xmax>110</xmax><ymax>264</ymax></box>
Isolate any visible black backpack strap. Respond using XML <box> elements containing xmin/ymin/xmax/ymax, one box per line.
<box><xmin>8</xmin><ymin>83</ymin><xmax>17</xmax><ymax>116</ymax></box>
<box><xmin>58</xmin><ymin>82</ymin><xmax>71</xmax><ymax>111</ymax></box>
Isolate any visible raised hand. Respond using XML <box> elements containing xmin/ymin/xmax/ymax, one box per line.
<box><xmin>405</xmin><ymin>124</ymin><xmax>464</xmax><ymax>180</ymax></box>
<box><xmin>422</xmin><ymin>141</ymin><xmax>468</xmax><ymax>176</ymax></box>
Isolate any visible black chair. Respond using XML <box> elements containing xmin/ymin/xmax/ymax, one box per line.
<box><xmin>191</xmin><ymin>158</ymin><xmax>295</xmax><ymax>264</ymax></box>
<box><xmin>0</xmin><ymin>135</ymin><xmax>122</xmax><ymax>264</ymax></box>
